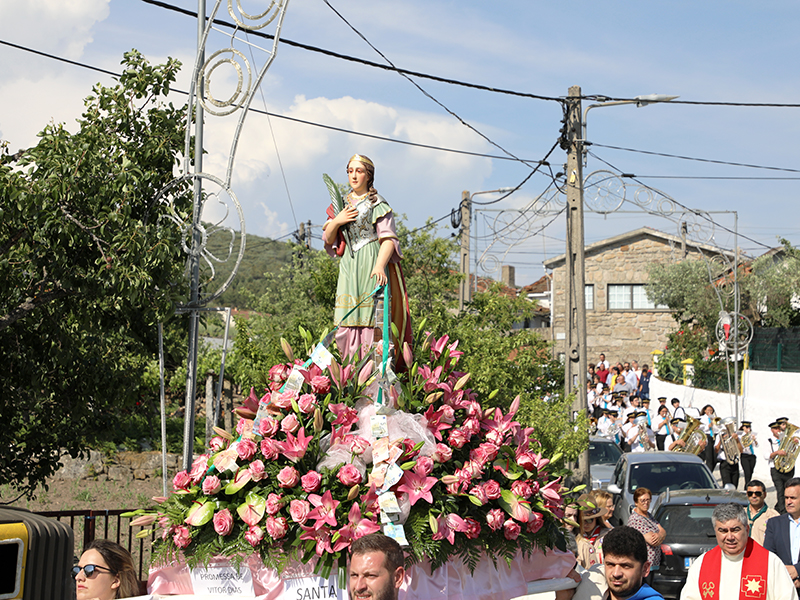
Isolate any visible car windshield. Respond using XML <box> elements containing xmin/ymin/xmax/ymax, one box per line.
<box><xmin>627</xmin><ymin>462</ymin><xmax>716</xmax><ymax>494</ymax></box>
<box><xmin>590</xmin><ymin>440</ymin><xmax>622</xmax><ymax>465</ymax></box>
<box><xmin>658</xmin><ymin>505</ymin><xmax>718</xmax><ymax>542</ymax></box>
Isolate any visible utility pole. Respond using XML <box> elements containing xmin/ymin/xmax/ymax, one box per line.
<box><xmin>564</xmin><ymin>85</ymin><xmax>589</xmax><ymax>485</ymax></box>
<box><xmin>458</xmin><ymin>191</ymin><xmax>471</xmax><ymax>311</ymax></box>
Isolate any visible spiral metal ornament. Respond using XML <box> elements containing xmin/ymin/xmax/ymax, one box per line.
<box><xmin>716</xmin><ymin>312</ymin><xmax>753</xmax><ymax>352</ymax></box>
<box><xmin>154</xmin><ymin>173</ymin><xmax>246</xmax><ymax>306</ymax></box>
<box><xmin>228</xmin><ymin>0</ymin><xmax>284</xmax><ymax>30</ymax></box>
<box><xmin>584</xmin><ymin>170</ymin><xmax>625</xmax><ymax>214</ymax></box>
<box><xmin>197</xmin><ymin>48</ymin><xmax>253</xmax><ymax>117</ymax></box>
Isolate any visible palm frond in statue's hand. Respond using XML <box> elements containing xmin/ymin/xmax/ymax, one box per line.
<box><xmin>323</xmin><ymin>173</ymin><xmax>353</xmax><ymax>258</ymax></box>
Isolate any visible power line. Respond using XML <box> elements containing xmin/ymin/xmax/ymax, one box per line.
<box><xmin>0</xmin><ymin>38</ymin><xmax>550</xmax><ymax>163</ymax></box>
<box><xmin>581</xmin><ymin>94</ymin><xmax>800</xmax><ymax>109</ymax></box>
<box><xmin>591</xmin><ymin>142</ymin><xmax>800</xmax><ymax>173</ymax></box>
<box><xmin>140</xmin><ymin>0</ymin><xmax>564</xmax><ymax>103</ymax></box>
<box><xmin>587</xmin><ymin>150</ymin><xmax>773</xmax><ymax>251</ymax></box>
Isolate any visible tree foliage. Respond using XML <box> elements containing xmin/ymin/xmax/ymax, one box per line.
<box><xmin>742</xmin><ymin>239</ymin><xmax>800</xmax><ymax>327</ymax></box>
<box><xmin>0</xmin><ymin>51</ymin><xmax>189</xmax><ymax>496</ymax></box>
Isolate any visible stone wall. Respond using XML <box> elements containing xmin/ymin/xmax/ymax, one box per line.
<box><xmin>54</xmin><ymin>450</ymin><xmax>181</xmax><ymax>482</ymax></box>
<box><xmin>550</xmin><ymin>233</ymin><xmax>707</xmax><ymax>365</ymax></box>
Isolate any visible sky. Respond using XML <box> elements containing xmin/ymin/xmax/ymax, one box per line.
<box><xmin>2</xmin><ymin>0</ymin><xmax>800</xmax><ymax>288</ymax></box>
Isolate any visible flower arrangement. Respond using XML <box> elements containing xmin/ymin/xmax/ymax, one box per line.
<box><xmin>135</xmin><ymin>328</ymin><xmax>572</xmax><ymax>581</ymax></box>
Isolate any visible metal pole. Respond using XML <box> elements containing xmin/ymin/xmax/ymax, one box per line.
<box><xmin>214</xmin><ymin>308</ymin><xmax>232</xmax><ymax>427</ymax></box>
<box><xmin>182</xmin><ymin>0</ymin><xmax>206</xmax><ymax>472</ymax></box>
<box><xmin>733</xmin><ymin>212</ymin><xmax>740</xmax><ymax>421</ymax></box>
<box><xmin>459</xmin><ymin>191</ymin><xmax>471</xmax><ymax>311</ymax></box>
<box><xmin>565</xmin><ymin>85</ymin><xmax>589</xmax><ymax>486</ymax></box>
<box><xmin>158</xmin><ymin>323</ymin><xmax>168</xmax><ymax>497</ymax></box>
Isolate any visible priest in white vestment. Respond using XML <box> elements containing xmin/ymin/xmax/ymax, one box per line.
<box><xmin>681</xmin><ymin>503</ymin><xmax>794</xmax><ymax>600</ymax></box>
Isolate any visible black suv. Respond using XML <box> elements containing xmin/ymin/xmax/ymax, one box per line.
<box><xmin>650</xmin><ymin>488</ymin><xmax>748</xmax><ymax>599</ymax></box>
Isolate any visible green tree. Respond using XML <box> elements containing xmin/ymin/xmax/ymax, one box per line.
<box><xmin>742</xmin><ymin>239</ymin><xmax>800</xmax><ymax>327</ymax></box>
<box><xmin>0</xmin><ymin>51</ymin><xmax>189</xmax><ymax>496</ymax></box>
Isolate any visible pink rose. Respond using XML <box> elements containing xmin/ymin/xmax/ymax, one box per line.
<box><xmin>463</xmin><ymin>417</ymin><xmax>481</xmax><ymax>437</ymax></box>
<box><xmin>512</xmin><ymin>480</ymin><xmax>533</xmax><ymax>499</ymax></box>
<box><xmin>236</xmin><ymin>439</ymin><xmax>257</xmax><ymax>461</ymax></box>
<box><xmin>486</xmin><ymin>429</ymin><xmax>505</xmax><ymax>446</ymax></box>
<box><xmin>265</xmin><ymin>516</ymin><xmax>289</xmax><ymax>540</ymax></box>
<box><xmin>266</xmin><ymin>492</ymin><xmax>283</xmax><ymax>515</ymax></box>
<box><xmin>526</xmin><ymin>512</ymin><xmax>544</xmax><ymax>534</ymax></box>
<box><xmin>269</xmin><ymin>364</ymin><xmax>290</xmax><ymax>384</ymax></box>
<box><xmin>249</xmin><ymin>460</ymin><xmax>266</xmax><ymax>482</ymax></box>
<box><xmin>469</xmin><ymin>446</ymin><xmax>489</xmax><ymax>467</ymax></box>
<box><xmin>480</xmin><ymin>443</ymin><xmax>500</xmax><ymax>462</ymax></box>
<box><xmin>245</xmin><ymin>524</ymin><xmax>265</xmax><ymax>547</ymax></box>
<box><xmin>277</xmin><ymin>466</ymin><xmax>300</xmax><ymax>488</ymax></box>
<box><xmin>311</xmin><ymin>376</ymin><xmax>331</xmax><ymax>395</ymax></box>
<box><xmin>466</xmin><ymin>400</ymin><xmax>482</xmax><ymax>418</ymax></box>
<box><xmin>464</xmin><ymin>517</ymin><xmax>481</xmax><ymax>539</ymax></box>
<box><xmin>487</xmin><ymin>509</ymin><xmax>505</xmax><ymax>531</ymax></box>
<box><xmin>209</xmin><ymin>436</ymin><xmax>227</xmax><ymax>452</ymax></box>
<box><xmin>516</xmin><ymin>452</ymin><xmax>536</xmax><ymax>471</ymax></box>
<box><xmin>469</xmin><ymin>485</ymin><xmax>488</xmax><ymax>505</ymax></box>
<box><xmin>289</xmin><ymin>499</ymin><xmax>311</xmax><ymax>524</ymax></box>
<box><xmin>449</xmin><ymin>429</ymin><xmax>468</xmax><ymax>449</ymax></box>
<box><xmin>173</xmin><ymin>525</ymin><xmax>191</xmax><ymax>548</ymax></box>
<box><xmin>503</xmin><ymin>519</ymin><xmax>521</xmax><ymax>540</ymax></box>
<box><xmin>298</xmin><ymin>394</ymin><xmax>317</xmax><ymax>414</ymax></box>
<box><xmin>301</xmin><ymin>471</ymin><xmax>322</xmax><ymax>493</ymax></box>
<box><xmin>432</xmin><ymin>443</ymin><xmax>453</xmax><ymax>463</ymax></box>
<box><xmin>281</xmin><ymin>414</ymin><xmax>300</xmax><ymax>434</ymax></box>
<box><xmin>482</xmin><ymin>480</ymin><xmax>502</xmax><ymax>500</ymax></box>
<box><xmin>414</xmin><ymin>456</ymin><xmax>435</xmax><ymax>476</ymax></box>
<box><xmin>258</xmin><ymin>416</ymin><xmax>279</xmax><ymax>437</ymax></box>
<box><xmin>202</xmin><ymin>475</ymin><xmax>221</xmax><ymax>495</ymax></box>
<box><xmin>213</xmin><ymin>509</ymin><xmax>234</xmax><ymax>536</ymax></box>
<box><xmin>236</xmin><ymin>419</ymin><xmax>248</xmax><ymax>435</ymax></box>
<box><xmin>402</xmin><ymin>439</ymin><xmax>420</xmax><ymax>460</ymax></box>
<box><xmin>349</xmin><ymin>436</ymin><xmax>371</xmax><ymax>457</ymax></box>
<box><xmin>172</xmin><ymin>471</ymin><xmax>191</xmax><ymax>491</ymax></box>
<box><xmin>260</xmin><ymin>438</ymin><xmax>279</xmax><ymax>460</ymax></box>
<box><xmin>337</xmin><ymin>464</ymin><xmax>363</xmax><ymax>487</ymax></box>
<box><xmin>272</xmin><ymin>390</ymin><xmax>296</xmax><ymax>409</ymax></box>
<box><xmin>440</xmin><ymin>405</ymin><xmax>455</xmax><ymax>424</ymax></box>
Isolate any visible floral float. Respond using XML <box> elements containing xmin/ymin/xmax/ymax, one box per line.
<box><xmin>134</xmin><ymin>328</ymin><xmax>573</xmax><ymax>584</ymax></box>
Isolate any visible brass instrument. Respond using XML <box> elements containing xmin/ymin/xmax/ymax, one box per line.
<box><xmin>675</xmin><ymin>415</ymin><xmax>705</xmax><ymax>456</ymax></box>
<box><xmin>719</xmin><ymin>417</ymin><xmax>741</xmax><ymax>465</ymax></box>
<box><xmin>635</xmin><ymin>415</ymin><xmax>654</xmax><ymax>451</ymax></box>
<box><xmin>738</xmin><ymin>429</ymin><xmax>754</xmax><ymax>448</ymax></box>
<box><xmin>775</xmin><ymin>422</ymin><xmax>800</xmax><ymax>473</ymax></box>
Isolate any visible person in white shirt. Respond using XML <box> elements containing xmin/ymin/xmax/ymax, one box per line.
<box><xmin>654</xmin><ymin>405</ymin><xmax>671</xmax><ymax>451</ymax></box>
<box><xmin>765</xmin><ymin>420</ymin><xmax>796</xmax><ymax>514</ymax></box>
<box><xmin>623</xmin><ymin>362</ymin><xmax>639</xmax><ymax>390</ymax></box>
<box><xmin>681</xmin><ymin>503</ymin><xmax>795</xmax><ymax>600</ymax></box>
<box><xmin>670</xmin><ymin>398</ymin><xmax>686</xmax><ymax>421</ymax></box>
<box><xmin>740</xmin><ymin>420</ymin><xmax>758</xmax><ymax>486</ymax></box>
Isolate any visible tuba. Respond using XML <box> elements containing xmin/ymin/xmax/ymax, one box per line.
<box><xmin>775</xmin><ymin>423</ymin><xmax>800</xmax><ymax>473</ymax></box>
<box><xmin>719</xmin><ymin>417</ymin><xmax>741</xmax><ymax>465</ymax></box>
<box><xmin>675</xmin><ymin>415</ymin><xmax>705</xmax><ymax>456</ymax></box>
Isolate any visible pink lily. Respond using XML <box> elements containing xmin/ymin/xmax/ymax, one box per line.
<box><xmin>541</xmin><ymin>478</ymin><xmax>563</xmax><ymax>504</ymax></box>
<box><xmin>306</xmin><ymin>490</ymin><xmax>340</xmax><ymax>529</ymax></box>
<box><xmin>276</xmin><ymin>427</ymin><xmax>312</xmax><ymax>463</ymax></box>
<box><xmin>336</xmin><ymin>503</ymin><xmax>380</xmax><ymax>548</ymax></box>
<box><xmin>429</xmin><ymin>334</ymin><xmax>450</xmax><ymax>359</ymax></box>
<box><xmin>328</xmin><ymin>403</ymin><xmax>360</xmax><ymax>428</ymax></box>
<box><xmin>423</xmin><ymin>405</ymin><xmax>453</xmax><ymax>441</ymax></box>
<box><xmin>396</xmin><ymin>470</ymin><xmax>438</xmax><ymax>506</ymax></box>
<box><xmin>328</xmin><ymin>360</ymin><xmax>354</xmax><ymax>390</ymax></box>
<box><xmin>432</xmin><ymin>513</ymin><xmax>469</xmax><ymax>544</ymax></box>
<box><xmin>299</xmin><ymin>524</ymin><xmax>333</xmax><ymax>555</ymax></box>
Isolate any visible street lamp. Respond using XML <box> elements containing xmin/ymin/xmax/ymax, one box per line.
<box><xmin>582</xmin><ymin>94</ymin><xmax>679</xmax><ymax>143</ymax></box>
<box><xmin>458</xmin><ymin>187</ymin><xmax>515</xmax><ymax>311</ymax></box>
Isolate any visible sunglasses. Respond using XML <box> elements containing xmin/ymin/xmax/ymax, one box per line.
<box><xmin>72</xmin><ymin>564</ymin><xmax>114</xmax><ymax>579</ymax></box>
<box><xmin>746</xmin><ymin>491</ymin><xmax>763</xmax><ymax>497</ymax></box>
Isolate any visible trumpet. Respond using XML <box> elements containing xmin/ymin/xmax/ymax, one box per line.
<box><xmin>719</xmin><ymin>417</ymin><xmax>741</xmax><ymax>465</ymax></box>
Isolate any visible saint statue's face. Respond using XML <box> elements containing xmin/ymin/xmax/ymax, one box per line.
<box><xmin>347</xmin><ymin>160</ymin><xmax>370</xmax><ymax>195</ymax></box>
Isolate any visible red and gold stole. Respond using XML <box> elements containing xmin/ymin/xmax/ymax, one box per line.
<box><xmin>698</xmin><ymin>538</ymin><xmax>770</xmax><ymax>599</ymax></box>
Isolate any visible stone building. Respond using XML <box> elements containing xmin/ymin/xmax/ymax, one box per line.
<box><xmin>543</xmin><ymin>227</ymin><xmax>734</xmax><ymax>365</ymax></box>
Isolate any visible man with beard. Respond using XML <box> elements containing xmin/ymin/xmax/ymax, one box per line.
<box><xmin>601</xmin><ymin>526</ymin><xmax>663</xmax><ymax>599</ymax></box>
<box><xmin>350</xmin><ymin>534</ymin><xmax>405</xmax><ymax>600</ymax></box>
<box><xmin>681</xmin><ymin>503</ymin><xmax>794</xmax><ymax>599</ymax></box>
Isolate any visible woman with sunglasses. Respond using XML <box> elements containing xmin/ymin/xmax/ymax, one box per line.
<box><xmin>745</xmin><ymin>479</ymin><xmax>779</xmax><ymax>545</ymax></box>
<box><xmin>74</xmin><ymin>539</ymin><xmax>139</xmax><ymax>599</ymax></box>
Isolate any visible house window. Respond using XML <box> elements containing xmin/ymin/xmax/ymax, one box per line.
<box><xmin>607</xmin><ymin>284</ymin><xmax>667</xmax><ymax>310</ymax></box>
<box><xmin>585</xmin><ymin>284</ymin><xmax>594</xmax><ymax>310</ymax></box>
